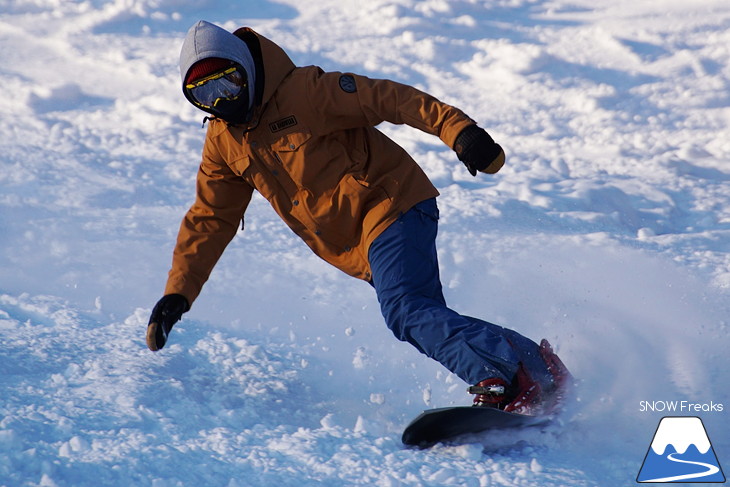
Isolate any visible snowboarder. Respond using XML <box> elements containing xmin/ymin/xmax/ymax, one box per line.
<box><xmin>147</xmin><ymin>20</ymin><xmax>571</xmax><ymax>414</ymax></box>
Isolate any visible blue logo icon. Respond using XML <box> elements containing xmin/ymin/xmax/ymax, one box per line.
<box><xmin>637</xmin><ymin>416</ymin><xmax>725</xmax><ymax>483</ymax></box>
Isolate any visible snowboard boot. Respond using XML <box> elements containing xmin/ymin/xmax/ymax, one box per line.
<box><xmin>538</xmin><ymin>338</ymin><xmax>573</xmax><ymax>414</ymax></box>
<box><xmin>469</xmin><ymin>339</ymin><xmax>572</xmax><ymax>416</ymax></box>
<box><xmin>469</xmin><ymin>364</ymin><xmax>542</xmax><ymax>414</ymax></box>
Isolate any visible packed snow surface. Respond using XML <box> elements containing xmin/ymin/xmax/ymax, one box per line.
<box><xmin>1</xmin><ymin>0</ymin><xmax>729</xmax><ymax>486</ymax></box>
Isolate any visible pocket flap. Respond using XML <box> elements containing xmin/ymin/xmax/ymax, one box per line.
<box><xmin>227</xmin><ymin>155</ymin><xmax>251</xmax><ymax>176</ymax></box>
<box><xmin>273</xmin><ymin>130</ymin><xmax>312</xmax><ymax>152</ymax></box>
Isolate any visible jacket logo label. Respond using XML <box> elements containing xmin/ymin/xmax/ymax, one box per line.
<box><xmin>269</xmin><ymin>116</ymin><xmax>298</xmax><ymax>133</ymax></box>
<box><xmin>339</xmin><ymin>74</ymin><xmax>357</xmax><ymax>93</ymax></box>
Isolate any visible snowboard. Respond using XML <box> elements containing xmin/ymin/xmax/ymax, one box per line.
<box><xmin>402</xmin><ymin>406</ymin><xmax>549</xmax><ymax>448</ymax></box>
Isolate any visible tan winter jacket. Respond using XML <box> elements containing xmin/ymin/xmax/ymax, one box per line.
<box><xmin>165</xmin><ymin>28</ymin><xmax>478</xmax><ymax>305</ymax></box>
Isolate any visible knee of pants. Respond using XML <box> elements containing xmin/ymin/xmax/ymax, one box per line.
<box><xmin>379</xmin><ymin>293</ymin><xmax>446</xmax><ymax>343</ymax></box>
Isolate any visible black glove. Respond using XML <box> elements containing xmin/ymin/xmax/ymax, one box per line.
<box><xmin>146</xmin><ymin>294</ymin><xmax>189</xmax><ymax>351</ymax></box>
<box><xmin>453</xmin><ymin>125</ymin><xmax>505</xmax><ymax>176</ymax></box>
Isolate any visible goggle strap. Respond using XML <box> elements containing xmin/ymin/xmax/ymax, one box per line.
<box><xmin>185</xmin><ymin>66</ymin><xmax>238</xmax><ymax>90</ymax></box>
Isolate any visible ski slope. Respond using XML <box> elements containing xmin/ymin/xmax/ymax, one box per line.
<box><xmin>1</xmin><ymin>0</ymin><xmax>729</xmax><ymax>485</ymax></box>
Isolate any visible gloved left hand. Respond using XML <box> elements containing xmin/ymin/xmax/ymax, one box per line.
<box><xmin>146</xmin><ymin>294</ymin><xmax>189</xmax><ymax>351</ymax></box>
<box><xmin>453</xmin><ymin>125</ymin><xmax>506</xmax><ymax>176</ymax></box>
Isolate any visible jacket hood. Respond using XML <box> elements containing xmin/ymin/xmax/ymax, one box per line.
<box><xmin>179</xmin><ymin>20</ymin><xmax>257</xmax><ymax>114</ymax></box>
<box><xmin>232</xmin><ymin>27</ymin><xmax>296</xmax><ymax>109</ymax></box>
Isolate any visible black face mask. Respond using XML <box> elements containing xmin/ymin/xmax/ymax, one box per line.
<box><xmin>206</xmin><ymin>94</ymin><xmax>251</xmax><ymax>125</ymax></box>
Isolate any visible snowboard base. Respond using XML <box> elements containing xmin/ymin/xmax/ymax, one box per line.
<box><xmin>402</xmin><ymin>406</ymin><xmax>549</xmax><ymax>448</ymax></box>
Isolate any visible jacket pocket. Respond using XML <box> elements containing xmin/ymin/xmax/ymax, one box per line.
<box><xmin>227</xmin><ymin>155</ymin><xmax>251</xmax><ymax>177</ymax></box>
<box><xmin>272</xmin><ymin>130</ymin><xmax>312</xmax><ymax>153</ymax></box>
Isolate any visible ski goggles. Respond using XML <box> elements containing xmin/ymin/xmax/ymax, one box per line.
<box><xmin>185</xmin><ymin>66</ymin><xmax>247</xmax><ymax>109</ymax></box>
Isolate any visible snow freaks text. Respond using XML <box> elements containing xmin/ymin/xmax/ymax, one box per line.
<box><xmin>639</xmin><ymin>401</ymin><xmax>724</xmax><ymax>413</ymax></box>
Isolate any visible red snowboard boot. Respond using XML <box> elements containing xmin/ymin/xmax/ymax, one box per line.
<box><xmin>469</xmin><ymin>339</ymin><xmax>572</xmax><ymax>415</ymax></box>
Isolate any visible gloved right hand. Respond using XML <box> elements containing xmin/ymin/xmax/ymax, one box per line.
<box><xmin>146</xmin><ymin>294</ymin><xmax>189</xmax><ymax>351</ymax></box>
<box><xmin>453</xmin><ymin>125</ymin><xmax>506</xmax><ymax>176</ymax></box>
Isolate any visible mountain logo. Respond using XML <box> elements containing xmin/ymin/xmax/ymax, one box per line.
<box><xmin>637</xmin><ymin>416</ymin><xmax>726</xmax><ymax>483</ymax></box>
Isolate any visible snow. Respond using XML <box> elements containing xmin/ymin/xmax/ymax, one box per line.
<box><xmin>1</xmin><ymin>0</ymin><xmax>729</xmax><ymax>485</ymax></box>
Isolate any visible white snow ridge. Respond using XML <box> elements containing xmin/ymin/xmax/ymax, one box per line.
<box><xmin>1</xmin><ymin>0</ymin><xmax>730</xmax><ymax>486</ymax></box>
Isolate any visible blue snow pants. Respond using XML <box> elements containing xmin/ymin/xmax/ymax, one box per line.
<box><xmin>368</xmin><ymin>198</ymin><xmax>548</xmax><ymax>386</ymax></box>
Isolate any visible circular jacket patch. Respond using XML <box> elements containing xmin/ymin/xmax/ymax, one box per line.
<box><xmin>338</xmin><ymin>74</ymin><xmax>357</xmax><ymax>93</ymax></box>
